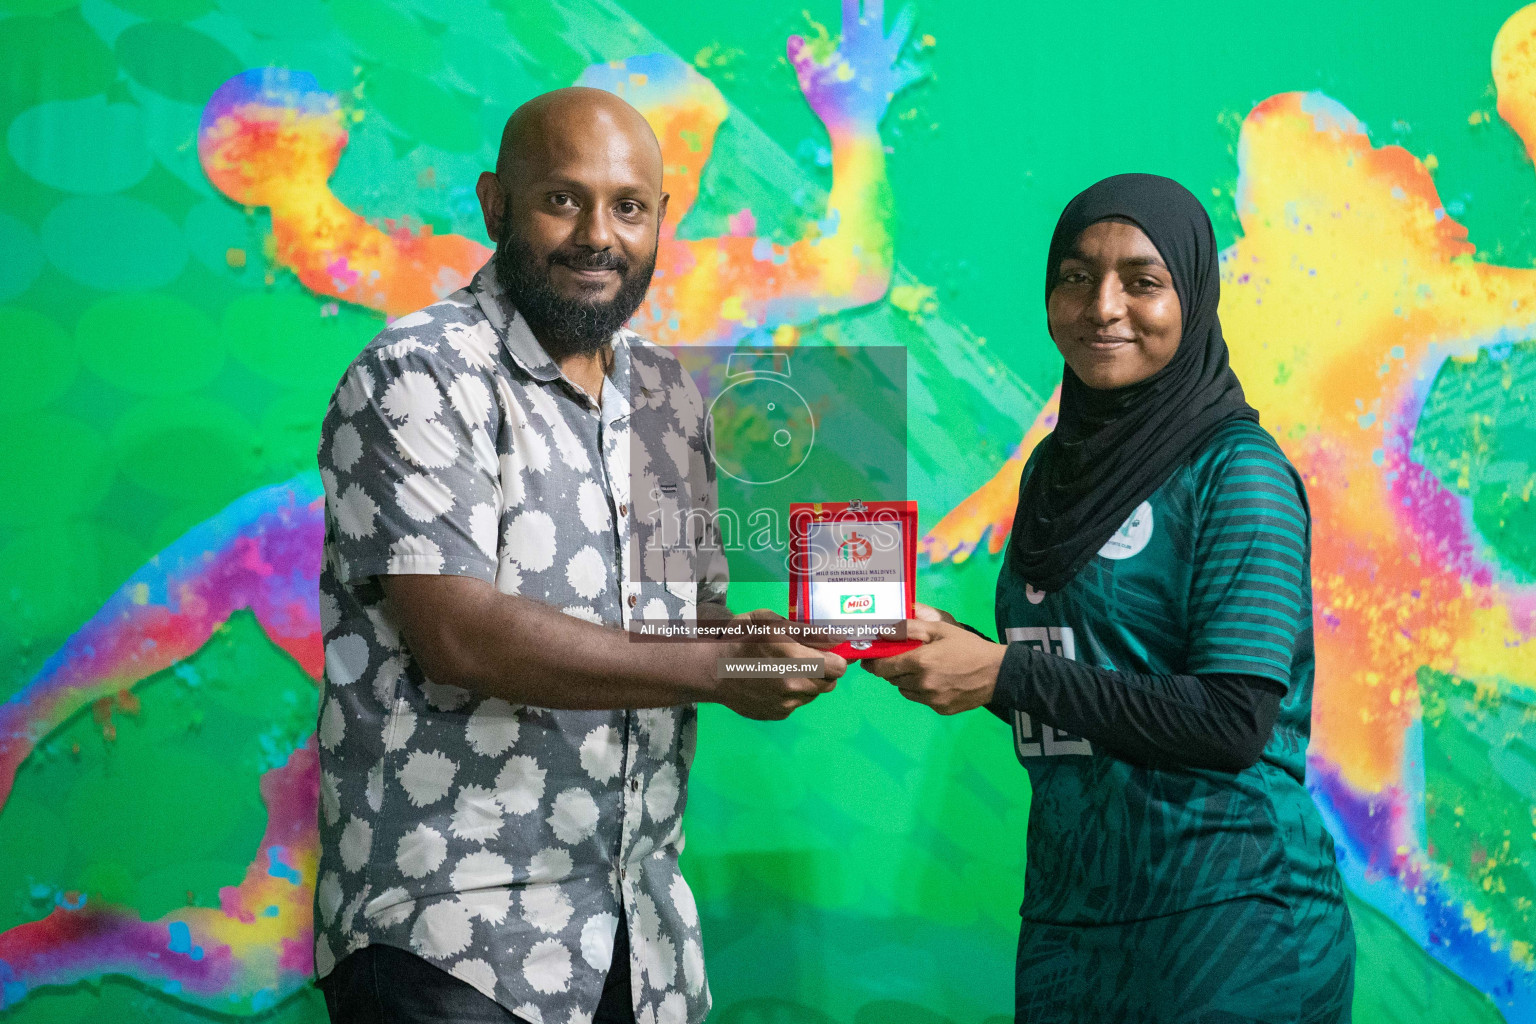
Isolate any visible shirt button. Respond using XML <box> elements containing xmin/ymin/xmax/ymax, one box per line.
<box><xmin>627</xmin><ymin>593</ymin><xmax>637</xmax><ymax>608</ymax></box>
<box><xmin>619</xmin><ymin>503</ymin><xmax>628</xmax><ymax>516</ymax></box>
<box><xmin>629</xmin><ymin>777</ymin><xmax>640</xmax><ymax>793</ymax></box>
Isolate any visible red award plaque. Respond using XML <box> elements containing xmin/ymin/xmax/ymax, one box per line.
<box><xmin>789</xmin><ymin>499</ymin><xmax>921</xmax><ymax>661</ymax></box>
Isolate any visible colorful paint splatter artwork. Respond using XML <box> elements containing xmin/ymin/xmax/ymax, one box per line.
<box><xmin>0</xmin><ymin>0</ymin><xmax>1532</xmax><ymax>1021</ymax></box>
<box><xmin>924</xmin><ymin>9</ymin><xmax>1536</xmax><ymax>1018</ymax></box>
<box><xmin>195</xmin><ymin>9</ymin><xmax>916</xmax><ymax>339</ymax></box>
<box><xmin>0</xmin><ymin>481</ymin><xmax>323</xmax><ymax>1013</ymax></box>
<box><xmin>198</xmin><ymin>69</ymin><xmax>489</xmax><ymax>318</ymax></box>
<box><xmin>2</xmin><ymin>0</ymin><xmax>928</xmax><ymax>1016</ymax></box>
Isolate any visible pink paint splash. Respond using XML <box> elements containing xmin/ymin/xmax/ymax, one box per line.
<box><xmin>0</xmin><ymin>478</ymin><xmax>324</xmax><ymax>808</ymax></box>
<box><xmin>0</xmin><ymin>740</ymin><xmax>319</xmax><ymax>1013</ymax></box>
<box><xmin>0</xmin><ymin>477</ymin><xmax>324</xmax><ymax>1014</ymax></box>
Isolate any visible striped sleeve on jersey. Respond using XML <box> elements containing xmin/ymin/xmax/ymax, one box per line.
<box><xmin>1186</xmin><ymin>426</ymin><xmax>1310</xmax><ymax>690</ymax></box>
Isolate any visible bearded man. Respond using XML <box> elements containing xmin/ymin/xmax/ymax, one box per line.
<box><xmin>312</xmin><ymin>88</ymin><xmax>842</xmax><ymax>1024</ymax></box>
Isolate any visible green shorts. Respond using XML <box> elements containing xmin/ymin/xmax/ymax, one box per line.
<box><xmin>1014</xmin><ymin>895</ymin><xmax>1355</xmax><ymax>1023</ymax></box>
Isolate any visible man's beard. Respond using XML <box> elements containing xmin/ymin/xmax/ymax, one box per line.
<box><xmin>493</xmin><ymin>212</ymin><xmax>657</xmax><ymax>362</ymax></box>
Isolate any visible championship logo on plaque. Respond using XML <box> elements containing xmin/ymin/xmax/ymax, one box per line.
<box><xmin>838</xmin><ymin>532</ymin><xmax>874</xmax><ymax>563</ymax></box>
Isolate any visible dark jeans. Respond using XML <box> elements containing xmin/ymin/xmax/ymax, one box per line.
<box><xmin>321</xmin><ymin>916</ymin><xmax>635</xmax><ymax>1024</ymax></box>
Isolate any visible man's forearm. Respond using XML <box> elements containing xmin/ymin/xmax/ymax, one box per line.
<box><xmin>382</xmin><ymin>574</ymin><xmax>719</xmax><ymax>709</ymax></box>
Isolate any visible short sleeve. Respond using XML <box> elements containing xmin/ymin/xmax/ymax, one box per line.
<box><xmin>319</xmin><ymin>346</ymin><xmax>501</xmax><ymax>585</ymax></box>
<box><xmin>1186</xmin><ymin>431</ymin><xmax>1310</xmax><ymax>690</ymax></box>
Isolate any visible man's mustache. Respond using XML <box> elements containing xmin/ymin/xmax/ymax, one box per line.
<box><xmin>548</xmin><ymin>247</ymin><xmax>628</xmax><ymax>273</ymax></box>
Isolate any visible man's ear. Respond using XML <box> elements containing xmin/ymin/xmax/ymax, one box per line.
<box><xmin>476</xmin><ymin>171</ymin><xmax>504</xmax><ymax>242</ymax></box>
<box><xmin>658</xmin><ymin>191</ymin><xmax>670</xmax><ymax>226</ymax></box>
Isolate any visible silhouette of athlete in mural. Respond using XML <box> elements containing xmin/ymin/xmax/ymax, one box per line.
<box><xmin>197</xmin><ymin>3</ymin><xmax>920</xmax><ymax>338</ymax></box>
<box><xmin>0</xmin><ymin>4</ymin><xmax>923</xmax><ymax>1013</ymax></box>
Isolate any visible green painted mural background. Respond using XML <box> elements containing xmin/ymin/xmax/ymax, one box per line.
<box><xmin>1</xmin><ymin>0</ymin><xmax>1533</xmax><ymax>1021</ymax></box>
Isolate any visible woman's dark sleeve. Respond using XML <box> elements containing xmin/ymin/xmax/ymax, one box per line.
<box><xmin>956</xmin><ymin>622</ymin><xmax>993</xmax><ymax>642</ymax></box>
<box><xmin>986</xmin><ymin>646</ymin><xmax>1283</xmax><ymax>772</ymax></box>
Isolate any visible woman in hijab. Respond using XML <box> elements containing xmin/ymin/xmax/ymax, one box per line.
<box><xmin>864</xmin><ymin>174</ymin><xmax>1355</xmax><ymax>1021</ymax></box>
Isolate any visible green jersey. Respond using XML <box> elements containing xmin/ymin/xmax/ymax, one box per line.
<box><xmin>996</xmin><ymin>418</ymin><xmax>1341</xmax><ymax>924</ymax></box>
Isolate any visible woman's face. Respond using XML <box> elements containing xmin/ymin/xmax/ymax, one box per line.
<box><xmin>1047</xmin><ymin>219</ymin><xmax>1182</xmax><ymax>390</ymax></box>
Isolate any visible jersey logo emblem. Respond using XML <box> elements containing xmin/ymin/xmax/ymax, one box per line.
<box><xmin>1004</xmin><ymin>627</ymin><xmax>1094</xmax><ymax>758</ymax></box>
<box><xmin>1098</xmin><ymin>500</ymin><xmax>1154</xmax><ymax>560</ymax></box>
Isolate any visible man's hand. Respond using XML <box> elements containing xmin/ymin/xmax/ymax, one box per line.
<box><xmin>863</xmin><ymin>618</ymin><xmax>1005</xmax><ymax>715</ymax></box>
<box><xmin>715</xmin><ymin>609</ymin><xmax>847</xmax><ymax>721</ymax></box>
<box><xmin>788</xmin><ymin>0</ymin><xmax>924</xmax><ymax>129</ymax></box>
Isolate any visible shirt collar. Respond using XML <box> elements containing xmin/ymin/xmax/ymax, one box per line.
<box><xmin>470</xmin><ymin>263</ymin><xmax>636</xmax><ymax>416</ymax></box>
<box><xmin>603</xmin><ymin>332</ymin><xmax>634</xmax><ymax>425</ymax></box>
<box><xmin>469</xmin><ymin>263</ymin><xmax>561</xmax><ymax>382</ymax></box>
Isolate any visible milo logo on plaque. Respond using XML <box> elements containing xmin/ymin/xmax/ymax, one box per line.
<box><xmin>840</xmin><ymin>594</ymin><xmax>876</xmax><ymax>614</ymax></box>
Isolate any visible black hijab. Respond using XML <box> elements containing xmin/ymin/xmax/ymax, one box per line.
<box><xmin>1008</xmin><ymin>173</ymin><xmax>1258</xmax><ymax>592</ymax></box>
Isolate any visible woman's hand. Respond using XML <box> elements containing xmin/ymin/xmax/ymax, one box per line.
<box><xmin>863</xmin><ymin>618</ymin><xmax>1006</xmax><ymax>715</ymax></box>
<box><xmin>912</xmin><ymin>602</ymin><xmax>956</xmax><ymax>625</ymax></box>
<box><xmin>794</xmin><ymin>603</ymin><xmax>956</xmax><ymax>651</ymax></box>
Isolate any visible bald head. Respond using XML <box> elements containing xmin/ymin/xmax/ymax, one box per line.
<box><xmin>495</xmin><ymin>86</ymin><xmax>662</xmax><ymax>185</ymax></box>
